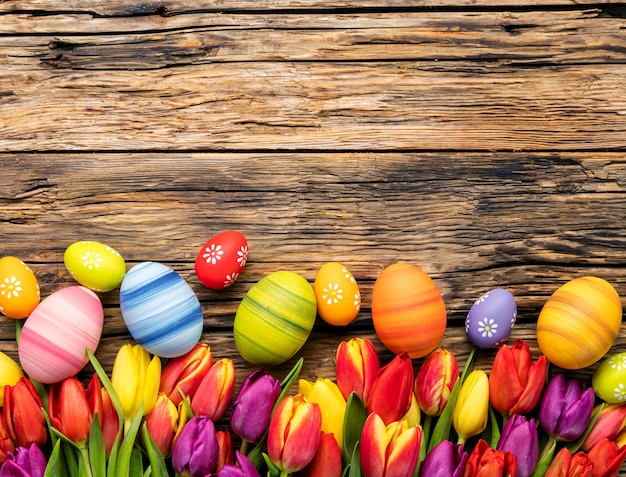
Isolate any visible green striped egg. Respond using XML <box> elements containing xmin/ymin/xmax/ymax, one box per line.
<box><xmin>234</xmin><ymin>271</ymin><xmax>317</xmax><ymax>367</ymax></box>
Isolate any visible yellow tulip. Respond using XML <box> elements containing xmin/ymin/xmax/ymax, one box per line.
<box><xmin>111</xmin><ymin>344</ymin><xmax>161</xmax><ymax>428</ymax></box>
<box><xmin>452</xmin><ymin>369</ymin><xmax>489</xmax><ymax>444</ymax></box>
<box><xmin>402</xmin><ymin>392</ymin><xmax>421</xmax><ymax>428</ymax></box>
<box><xmin>299</xmin><ymin>378</ymin><xmax>346</xmax><ymax>449</ymax></box>
<box><xmin>0</xmin><ymin>351</ymin><xmax>23</xmax><ymax>406</ymax></box>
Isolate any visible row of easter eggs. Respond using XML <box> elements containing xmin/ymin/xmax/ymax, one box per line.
<box><xmin>0</xmin><ymin>232</ymin><xmax>624</xmax><ymax>403</ymax></box>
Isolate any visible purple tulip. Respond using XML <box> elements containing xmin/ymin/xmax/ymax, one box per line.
<box><xmin>0</xmin><ymin>444</ymin><xmax>47</xmax><ymax>477</ymax></box>
<box><xmin>171</xmin><ymin>415</ymin><xmax>219</xmax><ymax>477</ymax></box>
<box><xmin>230</xmin><ymin>369</ymin><xmax>281</xmax><ymax>443</ymax></box>
<box><xmin>419</xmin><ymin>440</ymin><xmax>468</xmax><ymax>477</ymax></box>
<box><xmin>214</xmin><ymin>451</ymin><xmax>261</xmax><ymax>477</ymax></box>
<box><xmin>497</xmin><ymin>414</ymin><xmax>539</xmax><ymax>477</ymax></box>
<box><xmin>538</xmin><ymin>373</ymin><xmax>595</xmax><ymax>442</ymax></box>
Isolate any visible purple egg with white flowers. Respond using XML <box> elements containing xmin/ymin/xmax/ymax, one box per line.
<box><xmin>465</xmin><ymin>288</ymin><xmax>517</xmax><ymax>348</ymax></box>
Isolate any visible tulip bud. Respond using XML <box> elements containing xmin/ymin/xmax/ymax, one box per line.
<box><xmin>464</xmin><ymin>439</ymin><xmax>517</xmax><ymax>477</ymax></box>
<box><xmin>191</xmin><ymin>358</ymin><xmax>236</xmax><ymax>420</ymax></box>
<box><xmin>217</xmin><ymin>451</ymin><xmax>261</xmax><ymax>477</ymax></box>
<box><xmin>335</xmin><ymin>338</ymin><xmax>381</xmax><ymax>402</ymax></box>
<box><xmin>100</xmin><ymin>387</ymin><xmax>119</xmax><ymax>456</ymax></box>
<box><xmin>3</xmin><ymin>377</ymin><xmax>47</xmax><ymax>448</ymax></box>
<box><xmin>295</xmin><ymin>432</ymin><xmax>342</xmax><ymax>477</ymax></box>
<box><xmin>415</xmin><ymin>347</ymin><xmax>459</xmax><ymax>416</ymax></box>
<box><xmin>452</xmin><ymin>369</ymin><xmax>489</xmax><ymax>444</ymax></box>
<box><xmin>544</xmin><ymin>448</ymin><xmax>593</xmax><ymax>477</ymax></box>
<box><xmin>160</xmin><ymin>344</ymin><xmax>212</xmax><ymax>406</ymax></box>
<box><xmin>0</xmin><ymin>443</ymin><xmax>47</xmax><ymax>477</ymax></box>
<box><xmin>581</xmin><ymin>403</ymin><xmax>626</xmax><ymax>452</ymax></box>
<box><xmin>267</xmin><ymin>394</ymin><xmax>322</xmax><ymax>474</ymax></box>
<box><xmin>538</xmin><ymin>373</ymin><xmax>595</xmax><ymax>442</ymax></box>
<box><xmin>489</xmin><ymin>339</ymin><xmax>547</xmax><ymax>416</ymax></box>
<box><xmin>496</xmin><ymin>414</ymin><xmax>539</xmax><ymax>477</ymax></box>
<box><xmin>360</xmin><ymin>413</ymin><xmax>421</xmax><ymax>477</ymax></box>
<box><xmin>230</xmin><ymin>369</ymin><xmax>281</xmax><ymax>444</ymax></box>
<box><xmin>144</xmin><ymin>392</ymin><xmax>179</xmax><ymax>457</ymax></box>
<box><xmin>216</xmin><ymin>430</ymin><xmax>234</xmax><ymax>473</ymax></box>
<box><xmin>367</xmin><ymin>352</ymin><xmax>414</xmax><ymax>425</ymax></box>
<box><xmin>586</xmin><ymin>437</ymin><xmax>626</xmax><ymax>477</ymax></box>
<box><xmin>0</xmin><ymin>351</ymin><xmax>23</xmax><ymax>407</ymax></box>
<box><xmin>298</xmin><ymin>378</ymin><xmax>346</xmax><ymax>449</ymax></box>
<box><xmin>419</xmin><ymin>440</ymin><xmax>467</xmax><ymax>477</ymax></box>
<box><xmin>171</xmin><ymin>415</ymin><xmax>219</xmax><ymax>477</ymax></box>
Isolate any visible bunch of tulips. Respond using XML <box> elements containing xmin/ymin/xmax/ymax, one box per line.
<box><xmin>1</xmin><ymin>336</ymin><xmax>626</xmax><ymax>477</ymax></box>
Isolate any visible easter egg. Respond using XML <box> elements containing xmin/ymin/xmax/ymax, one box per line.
<box><xmin>0</xmin><ymin>256</ymin><xmax>40</xmax><ymax>319</ymax></box>
<box><xmin>18</xmin><ymin>286</ymin><xmax>104</xmax><ymax>384</ymax></box>
<box><xmin>592</xmin><ymin>352</ymin><xmax>626</xmax><ymax>403</ymax></box>
<box><xmin>234</xmin><ymin>271</ymin><xmax>316</xmax><ymax>367</ymax></box>
<box><xmin>537</xmin><ymin>276</ymin><xmax>622</xmax><ymax>370</ymax></box>
<box><xmin>313</xmin><ymin>262</ymin><xmax>361</xmax><ymax>326</ymax></box>
<box><xmin>371</xmin><ymin>263</ymin><xmax>446</xmax><ymax>358</ymax></box>
<box><xmin>465</xmin><ymin>288</ymin><xmax>517</xmax><ymax>348</ymax></box>
<box><xmin>195</xmin><ymin>230</ymin><xmax>248</xmax><ymax>290</ymax></box>
<box><xmin>120</xmin><ymin>262</ymin><xmax>203</xmax><ymax>358</ymax></box>
<box><xmin>64</xmin><ymin>241</ymin><xmax>126</xmax><ymax>292</ymax></box>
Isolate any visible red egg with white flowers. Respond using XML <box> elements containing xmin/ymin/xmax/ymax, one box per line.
<box><xmin>195</xmin><ymin>230</ymin><xmax>248</xmax><ymax>290</ymax></box>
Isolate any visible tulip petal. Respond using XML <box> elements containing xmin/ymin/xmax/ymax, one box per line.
<box><xmin>360</xmin><ymin>413</ymin><xmax>387</xmax><ymax>477</ymax></box>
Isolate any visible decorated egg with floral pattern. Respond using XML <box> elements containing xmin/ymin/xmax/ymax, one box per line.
<box><xmin>64</xmin><ymin>241</ymin><xmax>126</xmax><ymax>292</ymax></box>
<box><xmin>0</xmin><ymin>256</ymin><xmax>40</xmax><ymax>319</ymax></box>
<box><xmin>313</xmin><ymin>262</ymin><xmax>361</xmax><ymax>326</ymax></box>
<box><xmin>465</xmin><ymin>288</ymin><xmax>517</xmax><ymax>348</ymax></box>
<box><xmin>592</xmin><ymin>352</ymin><xmax>626</xmax><ymax>403</ymax></box>
<box><xmin>195</xmin><ymin>230</ymin><xmax>248</xmax><ymax>290</ymax></box>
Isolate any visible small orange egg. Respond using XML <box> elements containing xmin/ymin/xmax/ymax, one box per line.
<box><xmin>0</xmin><ymin>256</ymin><xmax>40</xmax><ymax>319</ymax></box>
<box><xmin>371</xmin><ymin>262</ymin><xmax>447</xmax><ymax>358</ymax></box>
<box><xmin>314</xmin><ymin>262</ymin><xmax>361</xmax><ymax>326</ymax></box>
<box><xmin>537</xmin><ymin>276</ymin><xmax>622</xmax><ymax>370</ymax></box>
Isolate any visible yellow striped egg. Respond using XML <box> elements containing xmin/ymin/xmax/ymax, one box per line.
<box><xmin>537</xmin><ymin>276</ymin><xmax>622</xmax><ymax>370</ymax></box>
<box><xmin>234</xmin><ymin>271</ymin><xmax>317</xmax><ymax>367</ymax></box>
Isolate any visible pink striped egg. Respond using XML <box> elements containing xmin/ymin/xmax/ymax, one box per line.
<box><xmin>18</xmin><ymin>286</ymin><xmax>104</xmax><ymax>383</ymax></box>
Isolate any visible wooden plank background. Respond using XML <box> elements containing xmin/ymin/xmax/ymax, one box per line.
<box><xmin>2</xmin><ymin>1</ymin><xmax>626</xmax><ymax>472</ymax></box>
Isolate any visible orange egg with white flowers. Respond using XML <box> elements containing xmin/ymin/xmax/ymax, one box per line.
<box><xmin>371</xmin><ymin>262</ymin><xmax>447</xmax><ymax>358</ymax></box>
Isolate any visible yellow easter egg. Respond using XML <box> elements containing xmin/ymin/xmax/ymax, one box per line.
<box><xmin>234</xmin><ymin>271</ymin><xmax>317</xmax><ymax>367</ymax></box>
<box><xmin>537</xmin><ymin>276</ymin><xmax>622</xmax><ymax>370</ymax></box>
<box><xmin>314</xmin><ymin>262</ymin><xmax>361</xmax><ymax>326</ymax></box>
<box><xmin>64</xmin><ymin>241</ymin><xmax>126</xmax><ymax>292</ymax></box>
<box><xmin>0</xmin><ymin>256</ymin><xmax>40</xmax><ymax>319</ymax></box>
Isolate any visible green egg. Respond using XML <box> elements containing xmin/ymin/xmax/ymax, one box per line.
<box><xmin>64</xmin><ymin>241</ymin><xmax>126</xmax><ymax>292</ymax></box>
<box><xmin>592</xmin><ymin>352</ymin><xmax>626</xmax><ymax>403</ymax></box>
<box><xmin>234</xmin><ymin>271</ymin><xmax>317</xmax><ymax>367</ymax></box>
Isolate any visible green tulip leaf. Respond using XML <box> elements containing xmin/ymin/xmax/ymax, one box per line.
<box><xmin>115</xmin><ymin>405</ymin><xmax>144</xmax><ymax>477</ymax></box>
<box><xmin>45</xmin><ymin>439</ymin><xmax>69</xmax><ymax>477</ymax></box>
<box><xmin>487</xmin><ymin>406</ymin><xmax>501</xmax><ymax>448</ymax></box>
<box><xmin>261</xmin><ymin>452</ymin><xmax>282</xmax><ymax>477</ymax></box>
<box><xmin>530</xmin><ymin>436</ymin><xmax>556</xmax><ymax>477</ymax></box>
<box><xmin>278</xmin><ymin>357</ymin><xmax>304</xmax><ymax>402</ymax></box>
<box><xmin>347</xmin><ymin>441</ymin><xmax>361</xmax><ymax>477</ymax></box>
<box><xmin>141</xmin><ymin>422</ymin><xmax>169</xmax><ymax>477</ymax></box>
<box><xmin>129</xmin><ymin>444</ymin><xmax>144</xmax><ymax>476</ymax></box>
<box><xmin>342</xmin><ymin>392</ymin><xmax>367</xmax><ymax>464</ymax></box>
<box><xmin>89</xmin><ymin>414</ymin><xmax>107</xmax><ymax>477</ymax></box>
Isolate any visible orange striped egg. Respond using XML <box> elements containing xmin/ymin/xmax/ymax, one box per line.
<box><xmin>371</xmin><ymin>263</ymin><xmax>447</xmax><ymax>358</ymax></box>
<box><xmin>537</xmin><ymin>276</ymin><xmax>622</xmax><ymax>370</ymax></box>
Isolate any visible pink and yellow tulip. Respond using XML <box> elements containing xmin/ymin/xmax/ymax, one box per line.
<box><xmin>335</xmin><ymin>338</ymin><xmax>381</xmax><ymax>403</ymax></box>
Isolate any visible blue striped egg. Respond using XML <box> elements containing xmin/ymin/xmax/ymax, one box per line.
<box><xmin>120</xmin><ymin>262</ymin><xmax>203</xmax><ymax>358</ymax></box>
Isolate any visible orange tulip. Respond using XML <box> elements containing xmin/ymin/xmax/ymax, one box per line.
<box><xmin>296</xmin><ymin>431</ymin><xmax>343</xmax><ymax>477</ymax></box>
<box><xmin>544</xmin><ymin>448</ymin><xmax>593</xmax><ymax>477</ymax></box>
<box><xmin>100</xmin><ymin>386</ymin><xmax>120</xmax><ymax>456</ymax></box>
<box><xmin>335</xmin><ymin>338</ymin><xmax>381</xmax><ymax>403</ymax></box>
<box><xmin>144</xmin><ymin>392</ymin><xmax>180</xmax><ymax>457</ymax></box>
<box><xmin>586</xmin><ymin>437</ymin><xmax>626</xmax><ymax>477</ymax></box>
<box><xmin>463</xmin><ymin>439</ymin><xmax>516</xmax><ymax>477</ymax></box>
<box><xmin>191</xmin><ymin>358</ymin><xmax>236</xmax><ymax>420</ymax></box>
<box><xmin>159</xmin><ymin>344</ymin><xmax>213</xmax><ymax>406</ymax></box>
<box><xmin>3</xmin><ymin>377</ymin><xmax>47</xmax><ymax>448</ymax></box>
<box><xmin>367</xmin><ymin>352</ymin><xmax>414</xmax><ymax>425</ymax></box>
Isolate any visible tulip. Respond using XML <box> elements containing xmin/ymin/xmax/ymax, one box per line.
<box><xmin>171</xmin><ymin>415</ymin><xmax>219</xmax><ymax>477</ymax></box>
<box><xmin>582</xmin><ymin>403</ymin><xmax>626</xmax><ymax>452</ymax></box>
<box><xmin>0</xmin><ymin>417</ymin><xmax>15</xmax><ymax>464</ymax></box>
<box><xmin>295</xmin><ymin>432</ymin><xmax>343</xmax><ymax>477</ymax></box>
<box><xmin>360</xmin><ymin>413</ymin><xmax>421</xmax><ymax>477</ymax></box>
<box><xmin>191</xmin><ymin>358</ymin><xmax>236</xmax><ymax>420</ymax></box>
<box><xmin>489</xmin><ymin>339</ymin><xmax>547</xmax><ymax>416</ymax></box>
<box><xmin>48</xmin><ymin>374</ymin><xmax>102</xmax><ymax>446</ymax></box>
<box><xmin>452</xmin><ymin>369</ymin><xmax>489</xmax><ymax>445</ymax></box>
<box><xmin>0</xmin><ymin>443</ymin><xmax>46</xmax><ymax>477</ymax></box>
<box><xmin>538</xmin><ymin>373</ymin><xmax>595</xmax><ymax>442</ymax></box>
<box><xmin>298</xmin><ymin>378</ymin><xmax>346</xmax><ymax>449</ymax></box>
<box><xmin>111</xmin><ymin>343</ymin><xmax>161</xmax><ymax>427</ymax></box>
<box><xmin>144</xmin><ymin>392</ymin><xmax>179</xmax><ymax>457</ymax></box>
<box><xmin>586</xmin><ymin>437</ymin><xmax>626</xmax><ymax>477</ymax></box>
<box><xmin>100</xmin><ymin>387</ymin><xmax>120</xmax><ymax>456</ymax></box>
<box><xmin>230</xmin><ymin>369</ymin><xmax>281</xmax><ymax>444</ymax></box>
<box><xmin>415</xmin><ymin>347</ymin><xmax>459</xmax><ymax>416</ymax></box>
<box><xmin>335</xmin><ymin>337</ymin><xmax>381</xmax><ymax>402</ymax></box>
<box><xmin>496</xmin><ymin>414</ymin><xmax>538</xmax><ymax>477</ymax></box>
<box><xmin>367</xmin><ymin>352</ymin><xmax>414</xmax><ymax>425</ymax></box>
<box><xmin>0</xmin><ymin>351</ymin><xmax>23</xmax><ymax>407</ymax></box>
<box><xmin>463</xmin><ymin>439</ymin><xmax>517</xmax><ymax>477</ymax></box>
<box><xmin>216</xmin><ymin>430</ymin><xmax>234</xmax><ymax>473</ymax></box>
<box><xmin>544</xmin><ymin>448</ymin><xmax>593</xmax><ymax>477</ymax></box>
<box><xmin>267</xmin><ymin>394</ymin><xmax>322</xmax><ymax>475</ymax></box>
<box><xmin>215</xmin><ymin>451</ymin><xmax>260</xmax><ymax>477</ymax></box>
<box><xmin>3</xmin><ymin>377</ymin><xmax>47</xmax><ymax>448</ymax></box>
<box><xmin>159</xmin><ymin>344</ymin><xmax>213</xmax><ymax>406</ymax></box>
<box><xmin>420</xmin><ymin>440</ymin><xmax>468</xmax><ymax>477</ymax></box>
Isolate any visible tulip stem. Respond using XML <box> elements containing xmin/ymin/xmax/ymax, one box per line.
<box><xmin>79</xmin><ymin>446</ymin><xmax>93</xmax><ymax>477</ymax></box>
<box><xmin>240</xmin><ymin>439</ymin><xmax>249</xmax><ymax>456</ymax></box>
<box><xmin>457</xmin><ymin>435</ymin><xmax>466</xmax><ymax>446</ymax></box>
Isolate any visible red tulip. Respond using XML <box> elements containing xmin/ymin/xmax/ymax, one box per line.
<box><xmin>295</xmin><ymin>431</ymin><xmax>343</xmax><ymax>477</ymax></box>
<box><xmin>544</xmin><ymin>448</ymin><xmax>593</xmax><ymax>477</ymax></box>
<box><xmin>335</xmin><ymin>338</ymin><xmax>381</xmax><ymax>402</ymax></box>
<box><xmin>216</xmin><ymin>430</ymin><xmax>234</xmax><ymax>473</ymax></box>
<box><xmin>415</xmin><ymin>347</ymin><xmax>459</xmax><ymax>416</ymax></box>
<box><xmin>489</xmin><ymin>339</ymin><xmax>547</xmax><ymax>416</ymax></box>
<box><xmin>586</xmin><ymin>437</ymin><xmax>626</xmax><ymax>477</ymax></box>
<box><xmin>0</xmin><ymin>413</ymin><xmax>15</xmax><ymax>464</ymax></box>
<box><xmin>191</xmin><ymin>358</ymin><xmax>236</xmax><ymax>421</ymax></box>
<box><xmin>582</xmin><ymin>403</ymin><xmax>626</xmax><ymax>452</ymax></box>
<box><xmin>463</xmin><ymin>439</ymin><xmax>517</xmax><ymax>477</ymax></box>
<box><xmin>3</xmin><ymin>377</ymin><xmax>47</xmax><ymax>448</ymax></box>
<box><xmin>144</xmin><ymin>392</ymin><xmax>180</xmax><ymax>457</ymax></box>
<box><xmin>367</xmin><ymin>352</ymin><xmax>414</xmax><ymax>425</ymax></box>
<box><xmin>159</xmin><ymin>344</ymin><xmax>213</xmax><ymax>406</ymax></box>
